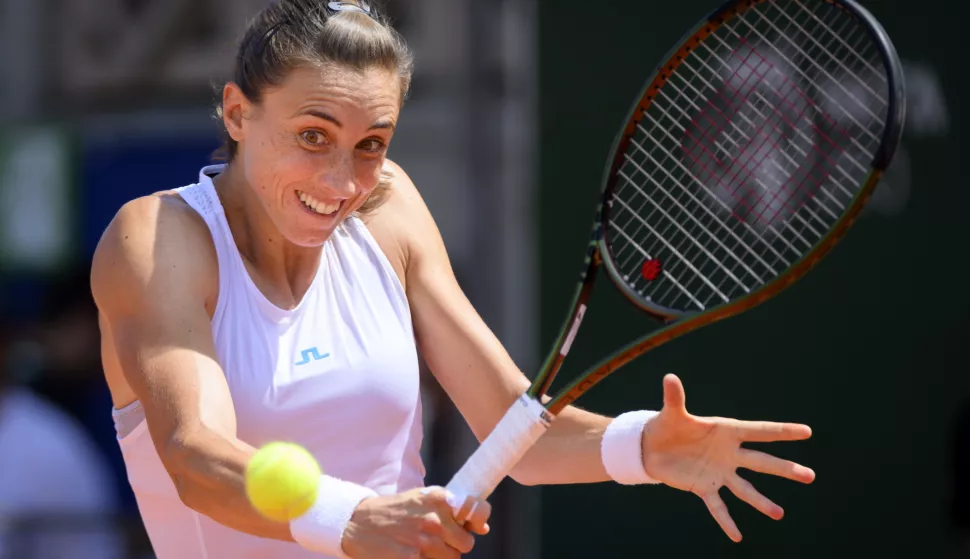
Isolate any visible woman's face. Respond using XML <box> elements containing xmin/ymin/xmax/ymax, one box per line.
<box><xmin>225</xmin><ymin>64</ymin><xmax>401</xmax><ymax>247</ymax></box>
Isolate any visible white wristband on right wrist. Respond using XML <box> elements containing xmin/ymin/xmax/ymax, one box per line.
<box><xmin>601</xmin><ymin>410</ymin><xmax>661</xmax><ymax>485</ymax></box>
<box><xmin>290</xmin><ymin>475</ymin><xmax>378</xmax><ymax>558</ymax></box>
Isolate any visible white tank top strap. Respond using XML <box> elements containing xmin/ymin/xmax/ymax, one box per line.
<box><xmin>172</xmin><ymin>165</ymin><xmax>239</xmax><ymax>330</ymax></box>
<box><xmin>335</xmin><ymin>215</ymin><xmax>413</xmax><ymax>332</ymax></box>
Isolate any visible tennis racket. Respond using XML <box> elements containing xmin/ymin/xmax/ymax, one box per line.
<box><xmin>446</xmin><ymin>0</ymin><xmax>905</xmax><ymax>505</ymax></box>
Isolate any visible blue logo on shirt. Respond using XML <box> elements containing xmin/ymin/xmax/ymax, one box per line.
<box><xmin>295</xmin><ymin>347</ymin><xmax>330</xmax><ymax>366</ymax></box>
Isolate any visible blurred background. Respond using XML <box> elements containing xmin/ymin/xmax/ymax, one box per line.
<box><xmin>0</xmin><ymin>0</ymin><xmax>965</xmax><ymax>557</ymax></box>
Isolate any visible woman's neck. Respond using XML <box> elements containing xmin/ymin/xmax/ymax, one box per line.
<box><xmin>211</xmin><ymin>163</ymin><xmax>323</xmax><ymax>307</ymax></box>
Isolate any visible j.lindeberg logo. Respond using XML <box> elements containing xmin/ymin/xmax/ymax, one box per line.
<box><xmin>295</xmin><ymin>347</ymin><xmax>330</xmax><ymax>366</ymax></box>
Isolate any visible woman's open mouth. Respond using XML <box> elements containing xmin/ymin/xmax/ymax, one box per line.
<box><xmin>297</xmin><ymin>190</ymin><xmax>342</xmax><ymax>216</ymax></box>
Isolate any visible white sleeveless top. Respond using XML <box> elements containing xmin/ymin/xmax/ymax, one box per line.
<box><xmin>113</xmin><ymin>165</ymin><xmax>425</xmax><ymax>559</ymax></box>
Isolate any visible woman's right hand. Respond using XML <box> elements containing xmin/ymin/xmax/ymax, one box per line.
<box><xmin>341</xmin><ymin>487</ymin><xmax>491</xmax><ymax>559</ymax></box>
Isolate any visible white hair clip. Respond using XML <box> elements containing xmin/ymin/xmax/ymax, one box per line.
<box><xmin>326</xmin><ymin>2</ymin><xmax>372</xmax><ymax>16</ymax></box>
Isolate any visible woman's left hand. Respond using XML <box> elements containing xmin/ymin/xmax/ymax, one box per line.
<box><xmin>642</xmin><ymin>374</ymin><xmax>816</xmax><ymax>542</ymax></box>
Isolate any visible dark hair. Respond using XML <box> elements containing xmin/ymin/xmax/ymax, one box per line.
<box><xmin>214</xmin><ymin>0</ymin><xmax>414</xmax><ymax>213</ymax></box>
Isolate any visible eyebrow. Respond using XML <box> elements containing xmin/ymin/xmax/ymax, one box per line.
<box><xmin>295</xmin><ymin>109</ymin><xmax>396</xmax><ymax>131</ymax></box>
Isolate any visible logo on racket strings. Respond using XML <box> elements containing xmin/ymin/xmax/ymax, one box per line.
<box><xmin>641</xmin><ymin>259</ymin><xmax>663</xmax><ymax>281</ymax></box>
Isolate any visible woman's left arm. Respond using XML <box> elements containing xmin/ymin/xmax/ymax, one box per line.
<box><xmin>387</xmin><ymin>163</ymin><xmax>815</xmax><ymax>540</ymax></box>
<box><xmin>378</xmin><ymin>172</ymin><xmax>608</xmax><ymax>486</ymax></box>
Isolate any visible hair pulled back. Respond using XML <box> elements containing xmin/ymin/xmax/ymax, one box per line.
<box><xmin>215</xmin><ymin>1</ymin><xmax>413</xmax><ymax>212</ymax></box>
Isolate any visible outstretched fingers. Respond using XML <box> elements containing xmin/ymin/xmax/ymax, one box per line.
<box><xmin>737</xmin><ymin>448</ymin><xmax>816</xmax><ymax>484</ymax></box>
<box><xmin>702</xmin><ymin>491</ymin><xmax>742</xmax><ymax>543</ymax></box>
<box><xmin>734</xmin><ymin>420</ymin><xmax>812</xmax><ymax>443</ymax></box>
<box><xmin>725</xmin><ymin>474</ymin><xmax>783</xmax><ymax>520</ymax></box>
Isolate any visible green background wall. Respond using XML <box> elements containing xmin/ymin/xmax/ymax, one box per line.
<box><xmin>538</xmin><ymin>1</ymin><xmax>969</xmax><ymax>556</ymax></box>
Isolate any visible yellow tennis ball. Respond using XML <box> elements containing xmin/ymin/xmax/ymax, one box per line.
<box><xmin>245</xmin><ymin>442</ymin><xmax>321</xmax><ymax>522</ymax></box>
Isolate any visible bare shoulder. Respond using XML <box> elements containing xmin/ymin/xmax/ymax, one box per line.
<box><xmin>360</xmin><ymin>159</ymin><xmax>449</xmax><ymax>289</ymax></box>
<box><xmin>91</xmin><ymin>190</ymin><xmax>218</xmax><ymax>318</ymax></box>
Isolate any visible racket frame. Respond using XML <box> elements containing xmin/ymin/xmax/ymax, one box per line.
<box><xmin>534</xmin><ymin>0</ymin><xmax>905</xmax><ymax>413</ymax></box>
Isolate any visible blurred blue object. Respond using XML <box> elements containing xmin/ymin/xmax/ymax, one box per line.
<box><xmin>80</xmin><ymin>126</ymin><xmax>221</xmax><ymax>259</ymax></box>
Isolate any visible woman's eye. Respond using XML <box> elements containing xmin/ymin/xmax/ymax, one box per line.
<box><xmin>359</xmin><ymin>139</ymin><xmax>385</xmax><ymax>153</ymax></box>
<box><xmin>301</xmin><ymin>130</ymin><xmax>325</xmax><ymax>145</ymax></box>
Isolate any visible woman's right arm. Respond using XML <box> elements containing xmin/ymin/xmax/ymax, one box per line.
<box><xmin>92</xmin><ymin>195</ymin><xmax>292</xmax><ymax>540</ymax></box>
<box><xmin>92</xmin><ymin>195</ymin><xmax>488</xmax><ymax>558</ymax></box>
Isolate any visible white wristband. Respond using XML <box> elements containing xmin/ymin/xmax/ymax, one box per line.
<box><xmin>601</xmin><ymin>410</ymin><xmax>661</xmax><ymax>485</ymax></box>
<box><xmin>290</xmin><ymin>475</ymin><xmax>378</xmax><ymax>558</ymax></box>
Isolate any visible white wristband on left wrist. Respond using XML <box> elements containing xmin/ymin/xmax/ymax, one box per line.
<box><xmin>601</xmin><ymin>410</ymin><xmax>661</xmax><ymax>485</ymax></box>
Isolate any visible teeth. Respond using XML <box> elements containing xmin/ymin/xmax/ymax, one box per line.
<box><xmin>297</xmin><ymin>191</ymin><xmax>340</xmax><ymax>216</ymax></box>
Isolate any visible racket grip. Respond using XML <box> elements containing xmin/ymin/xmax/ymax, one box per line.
<box><xmin>445</xmin><ymin>394</ymin><xmax>553</xmax><ymax>503</ymax></box>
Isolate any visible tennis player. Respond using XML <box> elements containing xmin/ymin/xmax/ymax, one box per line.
<box><xmin>92</xmin><ymin>1</ymin><xmax>816</xmax><ymax>558</ymax></box>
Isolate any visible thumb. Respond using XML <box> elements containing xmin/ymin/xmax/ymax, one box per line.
<box><xmin>457</xmin><ymin>496</ymin><xmax>491</xmax><ymax>536</ymax></box>
<box><xmin>662</xmin><ymin>373</ymin><xmax>687</xmax><ymax>413</ymax></box>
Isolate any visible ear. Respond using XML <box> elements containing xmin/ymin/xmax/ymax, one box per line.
<box><xmin>222</xmin><ymin>82</ymin><xmax>251</xmax><ymax>144</ymax></box>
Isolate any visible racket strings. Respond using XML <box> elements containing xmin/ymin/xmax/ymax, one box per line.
<box><xmin>611</xmin><ymin>14</ymin><xmax>878</xmax><ymax>286</ymax></box>
<box><xmin>690</xmin><ymin>36</ymin><xmax>846</xmax><ymax>237</ymax></box>
<box><xmin>613</xmin><ymin>68</ymin><xmax>800</xmax><ymax>298</ymax></box>
<box><xmin>612</xmin><ymin>33</ymin><xmax>827</xmax><ymax>293</ymax></box>
<box><xmin>665</xmin><ymin>8</ymin><xmax>866</xmax><ymax>241</ymax></box>
<box><xmin>614</xmin><ymin>53</ymin><xmax>824</xmax><ymax>303</ymax></box>
<box><xmin>605</xmin><ymin>0</ymin><xmax>889</xmax><ymax>312</ymax></box>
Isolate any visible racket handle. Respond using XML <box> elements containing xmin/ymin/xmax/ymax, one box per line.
<box><xmin>446</xmin><ymin>394</ymin><xmax>553</xmax><ymax>503</ymax></box>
